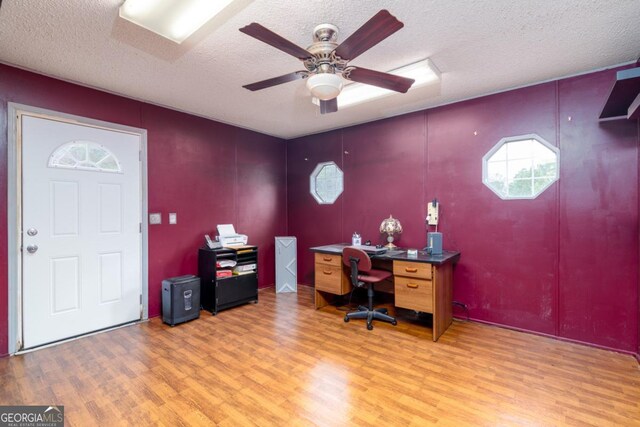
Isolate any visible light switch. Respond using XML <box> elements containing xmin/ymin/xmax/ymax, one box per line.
<box><xmin>169</xmin><ymin>213</ymin><xmax>177</xmax><ymax>224</ymax></box>
<box><xmin>149</xmin><ymin>213</ymin><xmax>161</xmax><ymax>225</ymax></box>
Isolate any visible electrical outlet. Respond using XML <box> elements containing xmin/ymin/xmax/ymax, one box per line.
<box><xmin>169</xmin><ymin>213</ymin><xmax>177</xmax><ymax>224</ymax></box>
<box><xmin>149</xmin><ymin>213</ymin><xmax>161</xmax><ymax>225</ymax></box>
<box><xmin>427</xmin><ymin>201</ymin><xmax>439</xmax><ymax>226</ymax></box>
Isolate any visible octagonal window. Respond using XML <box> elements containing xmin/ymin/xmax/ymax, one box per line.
<box><xmin>483</xmin><ymin>134</ymin><xmax>559</xmax><ymax>199</ymax></box>
<box><xmin>310</xmin><ymin>161</ymin><xmax>343</xmax><ymax>204</ymax></box>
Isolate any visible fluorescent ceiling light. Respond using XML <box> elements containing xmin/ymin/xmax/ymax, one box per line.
<box><xmin>119</xmin><ymin>0</ymin><xmax>234</xmax><ymax>44</ymax></box>
<box><xmin>337</xmin><ymin>58</ymin><xmax>441</xmax><ymax>109</ymax></box>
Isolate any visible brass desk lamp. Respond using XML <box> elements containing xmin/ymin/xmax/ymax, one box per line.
<box><xmin>380</xmin><ymin>215</ymin><xmax>403</xmax><ymax>249</ymax></box>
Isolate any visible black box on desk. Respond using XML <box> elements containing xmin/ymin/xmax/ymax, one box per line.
<box><xmin>162</xmin><ymin>275</ymin><xmax>201</xmax><ymax>326</ymax></box>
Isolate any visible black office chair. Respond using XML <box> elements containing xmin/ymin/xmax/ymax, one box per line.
<box><xmin>343</xmin><ymin>247</ymin><xmax>397</xmax><ymax>330</ymax></box>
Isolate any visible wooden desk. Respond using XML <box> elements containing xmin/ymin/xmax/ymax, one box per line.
<box><xmin>310</xmin><ymin>244</ymin><xmax>461</xmax><ymax>341</ymax></box>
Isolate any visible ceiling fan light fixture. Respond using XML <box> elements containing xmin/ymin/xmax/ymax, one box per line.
<box><xmin>306</xmin><ymin>73</ymin><xmax>344</xmax><ymax>101</ymax></box>
<box><xmin>339</xmin><ymin>58</ymin><xmax>441</xmax><ymax>108</ymax></box>
<box><xmin>119</xmin><ymin>0</ymin><xmax>234</xmax><ymax>44</ymax></box>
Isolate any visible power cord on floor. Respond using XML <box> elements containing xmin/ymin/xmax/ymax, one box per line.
<box><xmin>452</xmin><ymin>301</ymin><xmax>469</xmax><ymax>321</ymax></box>
<box><xmin>336</xmin><ymin>287</ymin><xmax>358</xmax><ymax>312</ymax></box>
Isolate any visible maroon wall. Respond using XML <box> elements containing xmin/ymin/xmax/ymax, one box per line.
<box><xmin>287</xmin><ymin>131</ymin><xmax>344</xmax><ymax>285</ymax></box>
<box><xmin>557</xmin><ymin>72</ymin><xmax>638</xmax><ymax>351</ymax></box>
<box><xmin>428</xmin><ymin>82</ymin><xmax>560</xmax><ymax>335</ymax></box>
<box><xmin>288</xmin><ymin>67</ymin><xmax>639</xmax><ymax>354</ymax></box>
<box><xmin>0</xmin><ymin>64</ymin><xmax>286</xmax><ymax>356</ymax></box>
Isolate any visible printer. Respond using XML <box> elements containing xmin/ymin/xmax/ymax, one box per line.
<box><xmin>216</xmin><ymin>224</ymin><xmax>248</xmax><ymax>247</ymax></box>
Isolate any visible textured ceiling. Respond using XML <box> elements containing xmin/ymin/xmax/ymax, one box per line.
<box><xmin>0</xmin><ymin>0</ymin><xmax>639</xmax><ymax>139</ymax></box>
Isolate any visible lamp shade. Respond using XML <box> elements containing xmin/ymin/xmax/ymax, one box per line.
<box><xmin>379</xmin><ymin>215</ymin><xmax>403</xmax><ymax>249</ymax></box>
<box><xmin>306</xmin><ymin>73</ymin><xmax>343</xmax><ymax>101</ymax></box>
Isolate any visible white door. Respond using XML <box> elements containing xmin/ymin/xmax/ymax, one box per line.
<box><xmin>275</xmin><ymin>237</ymin><xmax>297</xmax><ymax>293</ymax></box>
<box><xmin>21</xmin><ymin>115</ymin><xmax>141</xmax><ymax>349</ymax></box>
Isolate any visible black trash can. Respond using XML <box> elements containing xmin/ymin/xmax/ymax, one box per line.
<box><xmin>162</xmin><ymin>275</ymin><xmax>201</xmax><ymax>326</ymax></box>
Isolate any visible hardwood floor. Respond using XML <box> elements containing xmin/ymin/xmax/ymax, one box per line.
<box><xmin>1</xmin><ymin>285</ymin><xmax>639</xmax><ymax>426</ymax></box>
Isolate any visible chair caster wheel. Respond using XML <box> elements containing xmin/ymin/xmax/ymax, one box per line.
<box><xmin>392</xmin><ymin>320</ymin><xmax>397</xmax><ymax>326</ymax></box>
<box><xmin>344</xmin><ymin>316</ymin><xmax>349</xmax><ymax>323</ymax></box>
<box><xmin>367</xmin><ymin>324</ymin><xmax>373</xmax><ymax>330</ymax></box>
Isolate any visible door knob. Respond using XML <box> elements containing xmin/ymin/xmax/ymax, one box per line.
<box><xmin>27</xmin><ymin>228</ymin><xmax>38</xmax><ymax>236</ymax></box>
<box><xmin>26</xmin><ymin>244</ymin><xmax>38</xmax><ymax>254</ymax></box>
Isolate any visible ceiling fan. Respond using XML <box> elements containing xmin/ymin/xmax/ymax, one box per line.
<box><xmin>239</xmin><ymin>10</ymin><xmax>415</xmax><ymax>114</ymax></box>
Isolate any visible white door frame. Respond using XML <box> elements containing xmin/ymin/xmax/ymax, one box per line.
<box><xmin>7</xmin><ymin>103</ymin><xmax>149</xmax><ymax>354</ymax></box>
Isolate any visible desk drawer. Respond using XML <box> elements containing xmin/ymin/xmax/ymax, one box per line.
<box><xmin>393</xmin><ymin>260</ymin><xmax>432</xmax><ymax>280</ymax></box>
<box><xmin>394</xmin><ymin>276</ymin><xmax>432</xmax><ymax>313</ymax></box>
<box><xmin>315</xmin><ymin>265</ymin><xmax>345</xmax><ymax>294</ymax></box>
<box><xmin>315</xmin><ymin>253</ymin><xmax>342</xmax><ymax>267</ymax></box>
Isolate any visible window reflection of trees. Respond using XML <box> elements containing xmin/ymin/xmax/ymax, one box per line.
<box><xmin>484</xmin><ymin>136</ymin><xmax>558</xmax><ymax>199</ymax></box>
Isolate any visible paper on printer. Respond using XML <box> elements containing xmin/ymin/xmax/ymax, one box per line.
<box><xmin>216</xmin><ymin>224</ymin><xmax>248</xmax><ymax>247</ymax></box>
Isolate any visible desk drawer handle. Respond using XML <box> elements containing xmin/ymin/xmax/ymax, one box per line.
<box><xmin>323</xmin><ymin>270</ymin><xmax>333</xmax><ymax>275</ymax></box>
<box><xmin>405</xmin><ymin>267</ymin><xmax>418</xmax><ymax>273</ymax></box>
<box><xmin>323</xmin><ymin>257</ymin><xmax>333</xmax><ymax>262</ymax></box>
<box><xmin>406</xmin><ymin>283</ymin><xmax>419</xmax><ymax>289</ymax></box>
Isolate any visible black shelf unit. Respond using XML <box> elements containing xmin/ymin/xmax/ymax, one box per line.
<box><xmin>198</xmin><ymin>245</ymin><xmax>258</xmax><ymax>314</ymax></box>
<box><xmin>599</xmin><ymin>66</ymin><xmax>640</xmax><ymax>120</ymax></box>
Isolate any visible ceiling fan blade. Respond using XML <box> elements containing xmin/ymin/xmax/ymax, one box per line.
<box><xmin>333</xmin><ymin>10</ymin><xmax>404</xmax><ymax>61</ymax></box>
<box><xmin>345</xmin><ymin>67</ymin><xmax>415</xmax><ymax>93</ymax></box>
<box><xmin>320</xmin><ymin>98</ymin><xmax>338</xmax><ymax>114</ymax></box>
<box><xmin>239</xmin><ymin>23</ymin><xmax>312</xmax><ymax>60</ymax></box>
<box><xmin>243</xmin><ymin>71</ymin><xmax>308</xmax><ymax>91</ymax></box>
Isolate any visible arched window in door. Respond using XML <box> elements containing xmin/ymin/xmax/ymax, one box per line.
<box><xmin>48</xmin><ymin>140</ymin><xmax>122</xmax><ymax>173</ymax></box>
